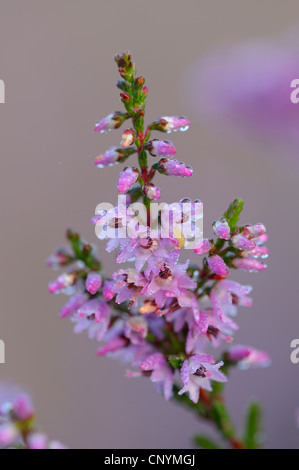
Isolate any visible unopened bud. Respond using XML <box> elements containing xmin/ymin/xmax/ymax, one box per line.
<box><xmin>121</xmin><ymin>129</ymin><xmax>135</xmax><ymax>148</ymax></box>
<box><xmin>94</xmin><ymin>112</ymin><xmax>127</xmax><ymax>133</ymax></box>
<box><xmin>146</xmin><ymin>139</ymin><xmax>176</xmax><ymax>157</ymax></box>
<box><xmin>143</xmin><ymin>183</ymin><xmax>161</xmax><ymax>201</ymax></box>
<box><xmin>153</xmin><ymin>158</ymin><xmax>193</xmax><ymax>177</ymax></box>
<box><xmin>117</xmin><ymin>167</ymin><xmax>139</xmax><ymax>194</ymax></box>
<box><xmin>213</xmin><ymin>220</ymin><xmax>231</xmax><ymax>240</ymax></box>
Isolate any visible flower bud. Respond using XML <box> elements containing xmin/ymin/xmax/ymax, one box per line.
<box><xmin>242</xmin><ymin>224</ymin><xmax>266</xmax><ymax>239</ymax></box>
<box><xmin>146</xmin><ymin>139</ymin><xmax>176</xmax><ymax>157</ymax></box>
<box><xmin>94</xmin><ymin>112</ymin><xmax>126</xmax><ymax>133</ymax></box>
<box><xmin>207</xmin><ymin>255</ymin><xmax>229</xmax><ymax>277</ymax></box>
<box><xmin>85</xmin><ymin>272</ymin><xmax>102</xmax><ymax>295</ymax></box>
<box><xmin>232</xmin><ymin>258</ymin><xmax>266</xmax><ymax>272</ymax></box>
<box><xmin>228</xmin><ymin>346</ymin><xmax>271</xmax><ymax>369</ymax></box>
<box><xmin>134</xmin><ymin>76</ymin><xmax>145</xmax><ymax>88</ymax></box>
<box><xmin>231</xmin><ymin>234</ymin><xmax>256</xmax><ymax>252</ymax></box>
<box><xmin>121</xmin><ymin>129</ymin><xmax>135</xmax><ymax>148</ymax></box>
<box><xmin>13</xmin><ymin>394</ymin><xmax>34</xmax><ymax>421</ymax></box>
<box><xmin>194</xmin><ymin>238</ymin><xmax>214</xmax><ymax>255</ymax></box>
<box><xmin>48</xmin><ymin>273</ymin><xmax>76</xmax><ymax>293</ymax></box>
<box><xmin>153</xmin><ymin>158</ymin><xmax>193</xmax><ymax>177</ymax></box>
<box><xmin>117</xmin><ymin>167</ymin><xmax>139</xmax><ymax>194</ymax></box>
<box><xmin>120</xmin><ymin>92</ymin><xmax>130</xmax><ymax>103</ymax></box>
<box><xmin>150</xmin><ymin>116</ymin><xmax>190</xmax><ymax>133</ymax></box>
<box><xmin>143</xmin><ymin>183</ymin><xmax>161</xmax><ymax>201</ymax></box>
<box><xmin>94</xmin><ymin>147</ymin><xmax>135</xmax><ymax>168</ymax></box>
<box><xmin>142</xmin><ymin>86</ymin><xmax>148</xmax><ymax>97</ymax></box>
<box><xmin>46</xmin><ymin>248</ymin><xmax>72</xmax><ymax>269</ymax></box>
<box><xmin>103</xmin><ymin>280</ymin><xmax>115</xmax><ymax>301</ymax></box>
<box><xmin>213</xmin><ymin>220</ymin><xmax>231</xmax><ymax>240</ymax></box>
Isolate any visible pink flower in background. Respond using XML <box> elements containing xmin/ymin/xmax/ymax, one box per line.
<box><xmin>228</xmin><ymin>345</ymin><xmax>271</xmax><ymax>369</ymax></box>
<box><xmin>182</xmin><ymin>32</ymin><xmax>299</xmax><ymax>155</ymax></box>
<box><xmin>0</xmin><ymin>388</ymin><xmax>66</xmax><ymax>449</ymax></box>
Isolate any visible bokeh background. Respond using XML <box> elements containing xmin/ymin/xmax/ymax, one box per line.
<box><xmin>0</xmin><ymin>0</ymin><xmax>298</xmax><ymax>449</ymax></box>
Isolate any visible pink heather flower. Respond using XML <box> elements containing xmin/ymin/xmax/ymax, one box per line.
<box><xmin>85</xmin><ymin>272</ymin><xmax>102</xmax><ymax>295</ymax></box>
<box><xmin>140</xmin><ymin>353</ymin><xmax>174</xmax><ymax>400</ymax></box>
<box><xmin>72</xmin><ymin>311</ymin><xmax>110</xmax><ymax>341</ymax></box>
<box><xmin>0</xmin><ymin>390</ymin><xmax>66</xmax><ymax>449</ymax></box>
<box><xmin>242</xmin><ymin>224</ymin><xmax>266</xmax><ymax>239</ymax></box>
<box><xmin>102</xmin><ymin>280</ymin><xmax>115</xmax><ymax>301</ymax></box>
<box><xmin>232</xmin><ymin>257</ymin><xmax>266</xmax><ymax>272</ymax></box>
<box><xmin>178</xmin><ymin>354</ymin><xmax>227</xmax><ymax>403</ymax></box>
<box><xmin>213</xmin><ymin>220</ymin><xmax>230</xmax><ymax>240</ymax></box>
<box><xmin>97</xmin><ymin>337</ymin><xmax>128</xmax><ymax>357</ymax></box>
<box><xmin>183</xmin><ymin>36</ymin><xmax>299</xmax><ymax>154</ymax></box>
<box><xmin>121</xmin><ymin>129</ymin><xmax>134</xmax><ymax>148</ymax></box>
<box><xmin>231</xmin><ymin>234</ymin><xmax>256</xmax><ymax>252</ymax></box>
<box><xmin>154</xmin><ymin>158</ymin><xmax>193</xmax><ymax>177</ymax></box>
<box><xmin>112</xmin><ymin>269</ymin><xmax>148</xmax><ymax>304</ymax></box>
<box><xmin>153</xmin><ymin>116</ymin><xmax>190</xmax><ymax>133</ymax></box>
<box><xmin>194</xmin><ymin>238</ymin><xmax>214</xmax><ymax>255</ymax></box>
<box><xmin>46</xmin><ymin>248</ymin><xmax>72</xmax><ymax>269</ymax></box>
<box><xmin>207</xmin><ymin>255</ymin><xmax>229</xmax><ymax>277</ymax></box>
<box><xmin>117</xmin><ymin>167</ymin><xmax>139</xmax><ymax>194</ymax></box>
<box><xmin>160</xmin><ymin>199</ymin><xmax>203</xmax><ymax>248</ymax></box>
<box><xmin>76</xmin><ymin>298</ymin><xmax>110</xmax><ymax>323</ymax></box>
<box><xmin>143</xmin><ymin>260</ymin><xmax>196</xmax><ymax>309</ymax></box>
<box><xmin>125</xmin><ymin>316</ymin><xmax>148</xmax><ymax>345</ymax></box>
<box><xmin>116</xmin><ymin>236</ymin><xmax>179</xmax><ymax>273</ymax></box>
<box><xmin>210</xmin><ymin>280</ymin><xmax>252</xmax><ymax>320</ymax></box>
<box><xmin>27</xmin><ymin>433</ymin><xmax>48</xmax><ymax>450</ymax></box>
<box><xmin>94</xmin><ymin>112</ymin><xmax>126</xmax><ymax>133</ymax></box>
<box><xmin>147</xmin><ymin>139</ymin><xmax>177</xmax><ymax>157</ymax></box>
<box><xmin>95</xmin><ymin>203</ymin><xmax>144</xmax><ymax>242</ymax></box>
<box><xmin>48</xmin><ymin>273</ymin><xmax>75</xmax><ymax>294</ymax></box>
<box><xmin>228</xmin><ymin>345</ymin><xmax>271</xmax><ymax>370</ymax></box>
<box><xmin>186</xmin><ymin>310</ymin><xmax>236</xmax><ymax>354</ymax></box>
<box><xmin>12</xmin><ymin>394</ymin><xmax>34</xmax><ymax>421</ymax></box>
<box><xmin>0</xmin><ymin>423</ymin><xmax>19</xmax><ymax>448</ymax></box>
<box><xmin>143</xmin><ymin>183</ymin><xmax>161</xmax><ymax>201</ymax></box>
<box><xmin>94</xmin><ymin>147</ymin><xmax>122</xmax><ymax>168</ymax></box>
<box><xmin>60</xmin><ymin>292</ymin><xmax>89</xmax><ymax>318</ymax></box>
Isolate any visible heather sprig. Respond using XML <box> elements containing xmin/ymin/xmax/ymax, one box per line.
<box><xmin>47</xmin><ymin>52</ymin><xmax>270</xmax><ymax>449</ymax></box>
<box><xmin>0</xmin><ymin>392</ymin><xmax>66</xmax><ymax>449</ymax></box>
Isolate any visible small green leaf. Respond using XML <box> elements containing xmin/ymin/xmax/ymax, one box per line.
<box><xmin>168</xmin><ymin>355</ymin><xmax>183</xmax><ymax>370</ymax></box>
<box><xmin>243</xmin><ymin>402</ymin><xmax>263</xmax><ymax>449</ymax></box>
<box><xmin>223</xmin><ymin>198</ymin><xmax>244</xmax><ymax>232</ymax></box>
<box><xmin>211</xmin><ymin>401</ymin><xmax>235</xmax><ymax>440</ymax></box>
<box><xmin>193</xmin><ymin>435</ymin><xmax>221</xmax><ymax>449</ymax></box>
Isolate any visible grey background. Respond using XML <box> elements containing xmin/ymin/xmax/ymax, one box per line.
<box><xmin>0</xmin><ymin>0</ymin><xmax>298</xmax><ymax>449</ymax></box>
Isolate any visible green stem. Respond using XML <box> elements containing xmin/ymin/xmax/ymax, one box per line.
<box><xmin>172</xmin><ymin>387</ymin><xmax>246</xmax><ymax>449</ymax></box>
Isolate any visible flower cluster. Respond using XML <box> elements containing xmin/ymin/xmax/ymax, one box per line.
<box><xmin>0</xmin><ymin>391</ymin><xmax>66</xmax><ymax>449</ymax></box>
<box><xmin>48</xmin><ymin>52</ymin><xmax>270</xmax><ymax>448</ymax></box>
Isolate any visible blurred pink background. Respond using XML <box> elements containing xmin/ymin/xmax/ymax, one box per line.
<box><xmin>0</xmin><ymin>0</ymin><xmax>298</xmax><ymax>449</ymax></box>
